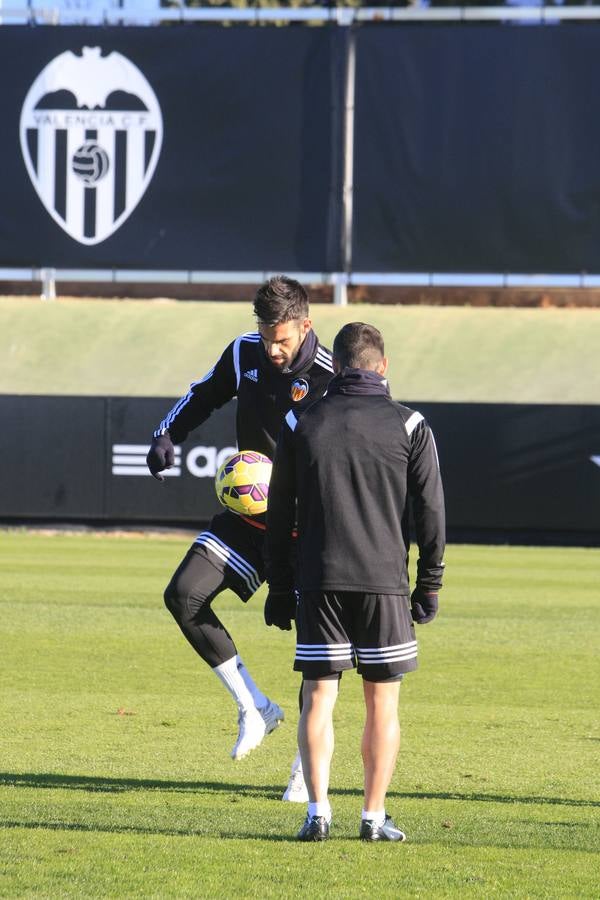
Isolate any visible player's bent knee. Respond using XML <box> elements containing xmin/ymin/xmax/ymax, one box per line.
<box><xmin>164</xmin><ymin>576</ymin><xmax>213</xmax><ymax>628</ymax></box>
<box><xmin>163</xmin><ymin>573</ymin><xmax>193</xmax><ymax>616</ymax></box>
<box><xmin>163</xmin><ymin>580</ymin><xmax>182</xmax><ymax>617</ymax></box>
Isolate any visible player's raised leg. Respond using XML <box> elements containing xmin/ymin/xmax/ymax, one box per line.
<box><xmin>164</xmin><ymin>545</ymin><xmax>283</xmax><ymax>759</ymax></box>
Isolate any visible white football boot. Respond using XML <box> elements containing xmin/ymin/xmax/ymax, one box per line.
<box><xmin>231</xmin><ymin>708</ymin><xmax>267</xmax><ymax>760</ymax></box>
<box><xmin>260</xmin><ymin>699</ymin><xmax>285</xmax><ymax>735</ymax></box>
<box><xmin>231</xmin><ymin>699</ymin><xmax>284</xmax><ymax>760</ymax></box>
<box><xmin>282</xmin><ymin>751</ymin><xmax>309</xmax><ymax>802</ymax></box>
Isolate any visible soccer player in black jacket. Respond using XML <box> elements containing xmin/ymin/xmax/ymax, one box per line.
<box><xmin>146</xmin><ymin>276</ymin><xmax>333</xmax><ymax>774</ymax></box>
<box><xmin>265</xmin><ymin>322</ymin><xmax>445</xmax><ymax>842</ymax></box>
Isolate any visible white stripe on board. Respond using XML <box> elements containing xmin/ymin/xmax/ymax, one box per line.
<box><xmin>112</xmin><ymin>466</ymin><xmax>181</xmax><ymax>477</ymax></box>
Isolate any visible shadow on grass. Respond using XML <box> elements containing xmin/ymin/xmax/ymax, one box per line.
<box><xmin>2</xmin><ymin>816</ymin><xmax>598</xmax><ymax>849</ymax></box>
<box><xmin>0</xmin><ymin>772</ymin><xmax>283</xmax><ymax>801</ymax></box>
<box><xmin>0</xmin><ymin>772</ymin><xmax>598</xmax><ymax>809</ymax></box>
<box><xmin>0</xmin><ymin>819</ymin><xmax>297</xmax><ymax>842</ymax></box>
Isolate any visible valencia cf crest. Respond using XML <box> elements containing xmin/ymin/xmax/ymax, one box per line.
<box><xmin>290</xmin><ymin>378</ymin><xmax>309</xmax><ymax>402</ymax></box>
<box><xmin>19</xmin><ymin>47</ymin><xmax>163</xmax><ymax>245</ymax></box>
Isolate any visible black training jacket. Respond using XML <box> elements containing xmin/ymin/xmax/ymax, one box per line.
<box><xmin>153</xmin><ymin>329</ymin><xmax>334</xmax><ymax>460</ymax></box>
<box><xmin>266</xmin><ymin>368</ymin><xmax>446</xmax><ymax>595</ymax></box>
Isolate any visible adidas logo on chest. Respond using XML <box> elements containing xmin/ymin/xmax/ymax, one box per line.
<box><xmin>243</xmin><ymin>369</ymin><xmax>259</xmax><ymax>383</ymax></box>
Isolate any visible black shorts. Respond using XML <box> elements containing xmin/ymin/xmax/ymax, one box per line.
<box><xmin>294</xmin><ymin>590</ymin><xmax>417</xmax><ymax>681</ymax></box>
<box><xmin>192</xmin><ymin>510</ymin><xmax>267</xmax><ymax>602</ymax></box>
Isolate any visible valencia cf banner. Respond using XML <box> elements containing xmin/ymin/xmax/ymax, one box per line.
<box><xmin>19</xmin><ymin>47</ymin><xmax>163</xmax><ymax>247</ymax></box>
<box><xmin>2</xmin><ymin>24</ymin><xmax>600</xmax><ymax>274</ymax></box>
<box><xmin>0</xmin><ymin>26</ymin><xmax>343</xmax><ymax>271</ymax></box>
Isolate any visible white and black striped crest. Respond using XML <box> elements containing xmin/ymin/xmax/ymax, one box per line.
<box><xmin>19</xmin><ymin>46</ymin><xmax>163</xmax><ymax>245</ymax></box>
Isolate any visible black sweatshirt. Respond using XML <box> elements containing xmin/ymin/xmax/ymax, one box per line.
<box><xmin>266</xmin><ymin>368</ymin><xmax>446</xmax><ymax>595</ymax></box>
<box><xmin>153</xmin><ymin>329</ymin><xmax>334</xmax><ymax>460</ymax></box>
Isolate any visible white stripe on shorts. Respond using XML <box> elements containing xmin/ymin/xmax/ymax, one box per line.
<box><xmin>295</xmin><ymin>642</ymin><xmax>353</xmax><ymax>662</ymax></box>
<box><xmin>356</xmin><ymin>640</ymin><xmax>417</xmax><ymax>664</ymax></box>
<box><xmin>194</xmin><ymin>531</ymin><xmax>261</xmax><ymax>594</ymax></box>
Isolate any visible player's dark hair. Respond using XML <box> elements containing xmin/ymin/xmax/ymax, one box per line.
<box><xmin>253</xmin><ymin>275</ymin><xmax>309</xmax><ymax>325</ymax></box>
<box><xmin>333</xmin><ymin>322</ymin><xmax>385</xmax><ymax>370</ymax></box>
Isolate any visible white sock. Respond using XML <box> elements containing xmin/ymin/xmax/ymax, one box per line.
<box><xmin>236</xmin><ymin>656</ymin><xmax>269</xmax><ymax>710</ymax></box>
<box><xmin>212</xmin><ymin>656</ymin><xmax>256</xmax><ymax>713</ymax></box>
<box><xmin>362</xmin><ymin>809</ymin><xmax>386</xmax><ymax>827</ymax></box>
<box><xmin>308</xmin><ymin>801</ymin><xmax>331</xmax><ymax>822</ymax></box>
<box><xmin>290</xmin><ymin>750</ymin><xmax>303</xmax><ymax>775</ymax></box>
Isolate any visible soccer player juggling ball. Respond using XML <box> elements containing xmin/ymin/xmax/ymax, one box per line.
<box><xmin>264</xmin><ymin>322</ymin><xmax>446</xmax><ymax>842</ymax></box>
<box><xmin>146</xmin><ymin>277</ymin><xmax>333</xmax><ymax>794</ymax></box>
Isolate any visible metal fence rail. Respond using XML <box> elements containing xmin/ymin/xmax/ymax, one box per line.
<box><xmin>3</xmin><ymin>5</ymin><xmax>600</xmax><ymax>25</ymax></box>
<box><xmin>3</xmin><ymin>268</ymin><xmax>600</xmax><ymax>304</ymax></box>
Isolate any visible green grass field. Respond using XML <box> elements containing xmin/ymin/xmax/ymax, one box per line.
<box><xmin>2</xmin><ymin>296</ymin><xmax>600</xmax><ymax>403</ymax></box>
<box><xmin>1</xmin><ymin>532</ymin><xmax>598</xmax><ymax>898</ymax></box>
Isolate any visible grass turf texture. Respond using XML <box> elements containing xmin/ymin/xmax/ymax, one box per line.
<box><xmin>2</xmin><ymin>296</ymin><xmax>600</xmax><ymax>404</ymax></box>
<box><xmin>1</xmin><ymin>533</ymin><xmax>599</xmax><ymax>898</ymax></box>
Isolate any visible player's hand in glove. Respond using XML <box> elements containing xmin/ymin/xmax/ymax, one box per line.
<box><xmin>410</xmin><ymin>586</ymin><xmax>439</xmax><ymax>624</ymax></box>
<box><xmin>146</xmin><ymin>433</ymin><xmax>175</xmax><ymax>481</ymax></box>
<box><xmin>264</xmin><ymin>589</ymin><xmax>297</xmax><ymax>631</ymax></box>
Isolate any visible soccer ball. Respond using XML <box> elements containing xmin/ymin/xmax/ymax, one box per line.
<box><xmin>72</xmin><ymin>142</ymin><xmax>110</xmax><ymax>185</ymax></box>
<box><xmin>215</xmin><ymin>450</ymin><xmax>272</xmax><ymax>516</ymax></box>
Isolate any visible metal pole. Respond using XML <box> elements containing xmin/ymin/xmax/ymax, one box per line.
<box><xmin>40</xmin><ymin>267</ymin><xmax>56</xmax><ymax>301</ymax></box>
<box><xmin>336</xmin><ymin>21</ymin><xmax>357</xmax><ymax>306</ymax></box>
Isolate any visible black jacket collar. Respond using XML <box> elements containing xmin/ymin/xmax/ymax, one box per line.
<box><xmin>328</xmin><ymin>367</ymin><xmax>390</xmax><ymax>397</ymax></box>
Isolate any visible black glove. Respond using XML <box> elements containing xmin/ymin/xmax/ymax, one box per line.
<box><xmin>146</xmin><ymin>434</ymin><xmax>175</xmax><ymax>481</ymax></box>
<box><xmin>410</xmin><ymin>586</ymin><xmax>439</xmax><ymax>625</ymax></box>
<box><xmin>264</xmin><ymin>589</ymin><xmax>297</xmax><ymax>631</ymax></box>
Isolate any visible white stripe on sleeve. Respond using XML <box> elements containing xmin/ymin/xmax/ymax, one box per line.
<box><xmin>405</xmin><ymin>411</ymin><xmax>424</xmax><ymax>437</ymax></box>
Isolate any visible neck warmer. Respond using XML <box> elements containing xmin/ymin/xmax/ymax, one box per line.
<box><xmin>259</xmin><ymin>328</ymin><xmax>319</xmax><ymax>376</ymax></box>
<box><xmin>327</xmin><ymin>367</ymin><xmax>391</xmax><ymax>397</ymax></box>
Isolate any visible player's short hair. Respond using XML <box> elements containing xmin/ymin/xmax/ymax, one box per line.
<box><xmin>333</xmin><ymin>322</ymin><xmax>385</xmax><ymax>370</ymax></box>
<box><xmin>253</xmin><ymin>275</ymin><xmax>309</xmax><ymax>325</ymax></box>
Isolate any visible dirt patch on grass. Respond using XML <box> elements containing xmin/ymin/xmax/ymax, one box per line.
<box><xmin>0</xmin><ymin>523</ymin><xmax>197</xmax><ymax>540</ymax></box>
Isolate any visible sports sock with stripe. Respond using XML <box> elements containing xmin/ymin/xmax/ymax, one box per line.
<box><xmin>213</xmin><ymin>656</ymin><xmax>257</xmax><ymax>713</ymax></box>
<box><xmin>236</xmin><ymin>655</ymin><xmax>269</xmax><ymax>710</ymax></box>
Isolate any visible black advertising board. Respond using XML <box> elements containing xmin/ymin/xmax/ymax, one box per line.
<box><xmin>3</xmin><ymin>395</ymin><xmax>106</xmax><ymax>519</ymax></box>
<box><xmin>1</xmin><ymin>395</ymin><xmax>599</xmax><ymax>542</ymax></box>
<box><xmin>417</xmin><ymin>402</ymin><xmax>600</xmax><ymax>540</ymax></box>
<box><xmin>106</xmin><ymin>397</ymin><xmax>237</xmax><ymax>525</ymax></box>
<box><xmin>0</xmin><ymin>395</ymin><xmax>237</xmax><ymax>525</ymax></box>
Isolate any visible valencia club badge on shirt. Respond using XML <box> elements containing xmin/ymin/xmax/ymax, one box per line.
<box><xmin>290</xmin><ymin>378</ymin><xmax>309</xmax><ymax>402</ymax></box>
